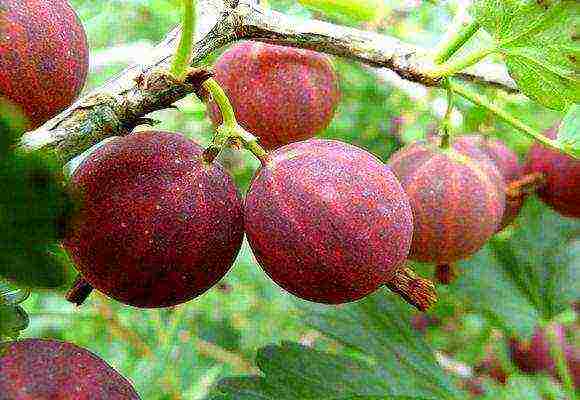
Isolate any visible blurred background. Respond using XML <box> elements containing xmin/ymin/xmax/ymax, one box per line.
<box><xmin>15</xmin><ymin>0</ymin><xmax>577</xmax><ymax>399</ymax></box>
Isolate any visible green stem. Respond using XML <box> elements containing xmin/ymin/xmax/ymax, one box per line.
<box><xmin>440</xmin><ymin>81</ymin><xmax>453</xmax><ymax>148</ymax></box>
<box><xmin>242</xmin><ymin>134</ymin><xmax>269</xmax><ymax>164</ymax></box>
<box><xmin>202</xmin><ymin>78</ymin><xmax>269</xmax><ymax>164</ymax></box>
<box><xmin>431</xmin><ymin>47</ymin><xmax>495</xmax><ymax>78</ymax></box>
<box><xmin>545</xmin><ymin>324</ymin><xmax>575</xmax><ymax>399</ymax></box>
<box><xmin>434</xmin><ymin>21</ymin><xmax>481</xmax><ymax>65</ymax></box>
<box><xmin>202</xmin><ymin>78</ymin><xmax>237</xmax><ymax>128</ymax></box>
<box><xmin>449</xmin><ymin>80</ymin><xmax>576</xmax><ymax>158</ymax></box>
<box><xmin>170</xmin><ymin>0</ymin><xmax>196</xmax><ymax>79</ymax></box>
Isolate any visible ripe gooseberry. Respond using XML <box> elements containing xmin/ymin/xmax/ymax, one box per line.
<box><xmin>0</xmin><ymin>0</ymin><xmax>89</xmax><ymax>128</ymax></box>
<box><xmin>388</xmin><ymin>141</ymin><xmax>506</xmax><ymax>282</ymax></box>
<box><xmin>245</xmin><ymin>139</ymin><xmax>436</xmax><ymax>310</ymax></box>
<box><xmin>63</xmin><ymin>131</ymin><xmax>244</xmax><ymax>308</ymax></box>
<box><xmin>0</xmin><ymin>339</ymin><xmax>140</xmax><ymax>399</ymax></box>
<box><xmin>209</xmin><ymin>41</ymin><xmax>340</xmax><ymax>149</ymax></box>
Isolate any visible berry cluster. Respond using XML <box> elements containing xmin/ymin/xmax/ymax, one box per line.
<box><xmin>1</xmin><ymin>3</ymin><xmax>578</xmax><ymax>397</ymax></box>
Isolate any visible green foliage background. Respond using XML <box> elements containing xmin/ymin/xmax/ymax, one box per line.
<box><xmin>1</xmin><ymin>1</ymin><xmax>577</xmax><ymax>399</ymax></box>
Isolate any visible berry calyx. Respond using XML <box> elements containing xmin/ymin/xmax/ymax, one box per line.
<box><xmin>63</xmin><ymin>131</ymin><xmax>244</xmax><ymax>308</ymax></box>
<box><xmin>209</xmin><ymin>41</ymin><xmax>340</xmax><ymax>149</ymax></box>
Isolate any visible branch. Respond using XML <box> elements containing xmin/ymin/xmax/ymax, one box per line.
<box><xmin>18</xmin><ymin>0</ymin><xmax>516</xmax><ymax>161</ymax></box>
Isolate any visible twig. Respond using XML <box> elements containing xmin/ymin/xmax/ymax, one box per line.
<box><xmin>18</xmin><ymin>0</ymin><xmax>516</xmax><ymax>162</ymax></box>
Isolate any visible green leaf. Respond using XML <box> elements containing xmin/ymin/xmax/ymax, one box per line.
<box><xmin>207</xmin><ymin>295</ymin><xmax>462</xmax><ymax>400</ymax></box>
<box><xmin>0</xmin><ymin>305</ymin><xmax>29</xmax><ymax>339</ymax></box>
<box><xmin>299</xmin><ymin>296</ymin><xmax>462</xmax><ymax>399</ymax></box>
<box><xmin>0</xmin><ymin>101</ymin><xmax>73</xmax><ymax>288</ymax></box>
<box><xmin>451</xmin><ymin>198</ymin><xmax>580</xmax><ymax>338</ymax></box>
<box><xmin>556</xmin><ymin>105</ymin><xmax>579</xmax><ymax>157</ymax></box>
<box><xmin>471</xmin><ymin>0</ymin><xmax>580</xmax><ymax>111</ymax></box>
<box><xmin>480</xmin><ymin>375</ymin><xmax>568</xmax><ymax>400</ymax></box>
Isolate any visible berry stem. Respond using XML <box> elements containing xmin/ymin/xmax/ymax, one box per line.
<box><xmin>439</xmin><ymin>81</ymin><xmax>453</xmax><ymax>149</ymax></box>
<box><xmin>202</xmin><ymin>78</ymin><xmax>237</xmax><ymax>128</ymax></box>
<box><xmin>435</xmin><ymin>263</ymin><xmax>458</xmax><ymax>285</ymax></box>
<box><xmin>449</xmin><ymin>80</ymin><xmax>577</xmax><ymax>158</ymax></box>
<box><xmin>170</xmin><ymin>0</ymin><xmax>196</xmax><ymax>79</ymax></box>
<box><xmin>384</xmin><ymin>266</ymin><xmax>437</xmax><ymax>311</ymax></box>
<box><xmin>545</xmin><ymin>323</ymin><xmax>575</xmax><ymax>398</ymax></box>
<box><xmin>505</xmin><ymin>172</ymin><xmax>546</xmax><ymax>200</ymax></box>
<box><xmin>434</xmin><ymin>20</ymin><xmax>481</xmax><ymax>65</ymax></box>
<box><xmin>202</xmin><ymin>78</ymin><xmax>269</xmax><ymax>163</ymax></box>
<box><xmin>66</xmin><ymin>274</ymin><xmax>94</xmax><ymax>306</ymax></box>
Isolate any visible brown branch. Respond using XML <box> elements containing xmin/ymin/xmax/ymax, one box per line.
<box><xmin>18</xmin><ymin>0</ymin><xmax>516</xmax><ymax>162</ymax></box>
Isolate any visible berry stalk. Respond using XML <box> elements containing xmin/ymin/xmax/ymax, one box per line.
<box><xmin>449</xmin><ymin>80</ymin><xmax>576</xmax><ymax>158</ymax></box>
<box><xmin>170</xmin><ymin>0</ymin><xmax>196</xmax><ymax>79</ymax></box>
<box><xmin>439</xmin><ymin>81</ymin><xmax>454</xmax><ymax>149</ymax></box>
<box><xmin>202</xmin><ymin>78</ymin><xmax>268</xmax><ymax>163</ymax></box>
<box><xmin>545</xmin><ymin>324</ymin><xmax>575</xmax><ymax>397</ymax></box>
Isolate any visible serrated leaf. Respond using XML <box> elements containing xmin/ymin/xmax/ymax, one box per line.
<box><xmin>471</xmin><ymin>0</ymin><xmax>580</xmax><ymax>111</ymax></box>
<box><xmin>299</xmin><ymin>296</ymin><xmax>462</xmax><ymax>400</ymax></box>
<box><xmin>451</xmin><ymin>198</ymin><xmax>580</xmax><ymax>338</ymax></box>
<box><xmin>207</xmin><ymin>294</ymin><xmax>462</xmax><ymax>400</ymax></box>
<box><xmin>556</xmin><ymin>105</ymin><xmax>579</xmax><ymax>157</ymax></box>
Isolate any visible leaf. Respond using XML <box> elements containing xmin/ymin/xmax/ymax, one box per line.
<box><xmin>481</xmin><ymin>375</ymin><xmax>568</xmax><ymax>400</ymax></box>
<box><xmin>451</xmin><ymin>198</ymin><xmax>580</xmax><ymax>338</ymax></box>
<box><xmin>207</xmin><ymin>295</ymin><xmax>462</xmax><ymax>400</ymax></box>
<box><xmin>0</xmin><ymin>305</ymin><xmax>29</xmax><ymax>339</ymax></box>
<box><xmin>0</xmin><ymin>101</ymin><xmax>73</xmax><ymax>288</ymax></box>
<box><xmin>299</xmin><ymin>296</ymin><xmax>462</xmax><ymax>399</ymax></box>
<box><xmin>556</xmin><ymin>105</ymin><xmax>579</xmax><ymax>157</ymax></box>
<box><xmin>471</xmin><ymin>0</ymin><xmax>580</xmax><ymax>111</ymax></box>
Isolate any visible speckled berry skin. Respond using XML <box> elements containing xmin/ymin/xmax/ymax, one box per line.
<box><xmin>388</xmin><ymin>141</ymin><xmax>505</xmax><ymax>264</ymax></box>
<box><xmin>0</xmin><ymin>0</ymin><xmax>89</xmax><ymax>128</ymax></box>
<box><xmin>0</xmin><ymin>339</ymin><xmax>140</xmax><ymax>399</ymax></box>
<box><xmin>453</xmin><ymin>135</ymin><xmax>523</xmax><ymax>229</ymax></box>
<box><xmin>524</xmin><ymin>127</ymin><xmax>580</xmax><ymax>219</ymax></box>
<box><xmin>245</xmin><ymin>139</ymin><xmax>413</xmax><ymax>304</ymax></box>
<box><xmin>209</xmin><ymin>41</ymin><xmax>340</xmax><ymax>149</ymax></box>
<box><xmin>63</xmin><ymin>131</ymin><xmax>244</xmax><ymax>308</ymax></box>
